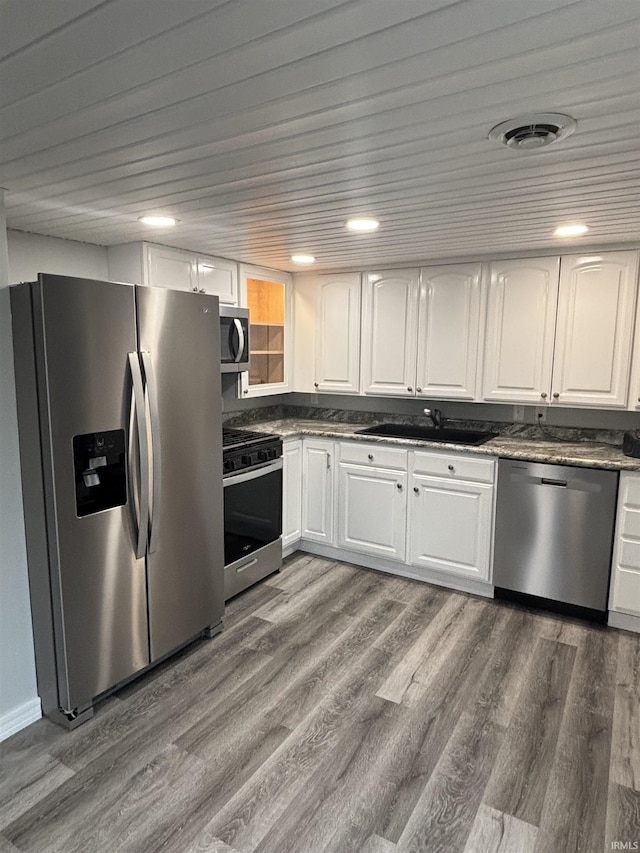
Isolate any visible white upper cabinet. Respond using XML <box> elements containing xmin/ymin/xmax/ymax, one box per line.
<box><xmin>107</xmin><ymin>242</ymin><xmax>238</xmax><ymax>304</ymax></box>
<box><xmin>314</xmin><ymin>274</ymin><xmax>361</xmax><ymax>394</ymax></box>
<box><xmin>481</xmin><ymin>257</ymin><xmax>560</xmax><ymax>403</ymax></box>
<box><xmin>361</xmin><ymin>270</ymin><xmax>420</xmax><ymax>396</ymax></box>
<box><xmin>553</xmin><ymin>251</ymin><xmax>638</xmax><ymax>408</ymax></box>
<box><xmin>416</xmin><ymin>264</ymin><xmax>482</xmax><ymax>399</ymax></box>
<box><xmin>239</xmin><ymin>265</ymin><xmax>292</xmax><ymax>398</ymax></box>
<box><xmin>482</xmin><ymin>251</ymin><xmax>638</xmax><ymax>408</ymax></box>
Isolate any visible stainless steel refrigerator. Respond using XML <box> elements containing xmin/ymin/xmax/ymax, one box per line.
<box><xmin>11</xmin><ymin>274</ymin><xmax>224</xmax><ymax>728</ymax></box>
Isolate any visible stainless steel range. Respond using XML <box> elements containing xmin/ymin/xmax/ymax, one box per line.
<box><xmin>222</xmin><ymin>427</ymin><xmax>283</xmax><ymax>599</ymax></box>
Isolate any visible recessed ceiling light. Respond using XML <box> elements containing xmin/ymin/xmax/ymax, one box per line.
<box><xmin>346</xmin><ymin>217</ymin><xmax>379</xmax><ymax>232</ymax></box>
<box><xmin>138</xmin><ymin>215</ymin><xmax>177</xmax><ymax>227</ymax></box>
<box><xmin>291</xmin><ymin>254</ymin><xmax>315</xmax><ymax>264</ymax></box>
<box><xmin>554</xmin><ymin>224</ymin><xmax>589</xmax><ymax>237</ymax></box>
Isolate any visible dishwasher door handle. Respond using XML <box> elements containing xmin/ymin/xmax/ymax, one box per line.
<box><xmin>540</xmin><ymin>478</ymin><xmax>567</xmax><ymax>487</ymax></box>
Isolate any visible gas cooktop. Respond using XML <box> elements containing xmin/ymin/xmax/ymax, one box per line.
<box><xmin>222</xmin><ymin>426</ymin><xmax>276</xmax><ymax>450</ymax></box>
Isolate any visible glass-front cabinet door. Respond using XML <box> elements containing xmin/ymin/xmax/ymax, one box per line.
<box><xmin>239</xmin><ymin>265</ymin><xmax>292</xmax><ymax>397</ymax></box>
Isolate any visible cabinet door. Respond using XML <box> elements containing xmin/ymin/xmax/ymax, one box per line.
<box><xmin>196</xmin><ymin>256</ymin><xmax>238</xmax><ymax>304</ymax></box>
<box><xmin>408</xmin><ymin>474</ymin><xmax>493</xmax><ymax>581</ymax></box>
<box><xmin>301</xmin><ymin>439</ymin><xmax>334</xmax><ymax>544</ymax></box>
<box><xmin>361</xmin><ymin>270</ymin><xmax>419</xmax><ymax>396</ymax></box>
<box><xmin>337</xmin><ymin>464</ymin><xmax>407</xmax><ymax>561</ymax></box>
<box><xmin>416</xmin><ymin>264</ymin><xmax>481</xmax><ymax>399</ymax></box>
<box><xmin>282</xmin><ymin>439</ymin><xmax>302</xmax><ymax>550</ymax></box>
<box><xmin>609</xmin><ymin>471</ymin><xmax>640</xmax><ymax>617</ymax></box>
<box><xmin>147</xmin><ymin>244</ymin><xmax>197</xmax><ymax>292</ymax></box>
<box><xmin>239</xmin><ymin>265</ymin><xmax>292</xmax><ymax>398</ymax></box>
<box><xmin>315</xmin><ymin>274</ymin><xmax>361</xmax><ymax>394</ymax></box>
<box><xmin>482</xmin><ymin>257</ymin><xmax>559</xmax><ymax>403</ymax></box>
<box><xmin>553</xmin><ymin>251</ymin><xmax>638</xmax><ymax>408</ymax></box>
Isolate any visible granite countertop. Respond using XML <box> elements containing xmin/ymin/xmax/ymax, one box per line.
<box><xmin>242</xmin><ymin>417</ymin><xmax>640</xmax><ymax>471</ymax></box>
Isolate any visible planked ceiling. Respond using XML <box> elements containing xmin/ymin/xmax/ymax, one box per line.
<box><xmin>1</xmin><ymin>0</ymin><xmax>639</xmax><ymax>273</ymax></box>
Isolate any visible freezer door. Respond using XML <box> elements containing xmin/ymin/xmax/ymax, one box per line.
<box><xmin>36</xmin><ymin>275</ymin><xmax>149</xmax><ymax>712</ymax></box>
<box><xmin>136</xmin><ymin>286</ymin><xmax>224</xmax><ymax>660</ymax></box>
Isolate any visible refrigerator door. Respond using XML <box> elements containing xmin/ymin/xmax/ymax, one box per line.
<box><xmin>136</xmin><ymin>286</ymin><xmax>224</xmax><ymax>660</ymax></box>
<box><xmin>36</xmin><ymin>275</ymin><xmax>150</xmax><ymax>712</ymax></box>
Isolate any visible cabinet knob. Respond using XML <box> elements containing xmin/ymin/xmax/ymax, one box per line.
<box><xmin>396</xmin><ymin>483</ymin><xmax>403</xmax><ymax>491</ymax></box>
<box><xmin>416</xmin><ymin>387</ymin><xmax>422</xmax><ymax>393</ymax></box>
<box><xmin>199</xmin><ymin>288</ymin><xmax>206</xmax><ymax>294</ymax></box>
<box><xmin>192</xmin><ymin>286</ymin><xmax>198</xmax><ymax>292</ymax></box>
<box><xmin>407</xmin><ymin>386</ymin><xmax>413</xmax><ymax>392</ymax></box>
<box><xmin>314</xmin><ymin>382</ymin><xmax>319</xmax><ymax>388</ymax></box>
<box><xmin>552</xmin><ymin>392</ymin><xmax>560</xmax><ymax>399</ymax></box>
<box><xmin>367</xmin><ymin>453</ymin><xmax>374</xmax><ymax>461</ymax></box>
<box><xmin>243</xmin><ymin>389</ymin><xmax>249</xmax><ymax>395</ymax></box>
<box><xmin>540</xmin><ymin>392</ymin><xmax>547</xmax><ymax>399</ymax></box>
<box><xmin>637</xmin><ymin>397</ymin><xmax>640</xmax><ymax>403</ymax></box>
<box><xmin>448</xmin><ymin>464</ymin><xmax>455</xmax><ymax>472</ymax></box>
<box><xmin>413</xmin><ymin>486</ymin><xmax>419</xmax><ymax>494</ymax></box>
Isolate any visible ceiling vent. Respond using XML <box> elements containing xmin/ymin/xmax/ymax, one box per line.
<box><xmin>488</xmin><ymin>113</ymin><xmax>577</xmax><ymax>151</ymax></box>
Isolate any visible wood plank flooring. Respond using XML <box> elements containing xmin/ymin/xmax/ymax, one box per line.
<box><xmin>1</xmin><ymin>553</ymin><xmax>639</xmax><ymax>853</ymax></box>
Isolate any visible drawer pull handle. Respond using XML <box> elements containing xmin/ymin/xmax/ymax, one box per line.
<box><xmin>367</xmin><ymin>454</ymin><xmax>374</xmax><ymax>461</ymax></box>
<box><xmin>448</xmin><ymin>464</ymin><xmax>455</xmax><ymax>472</ymax></box>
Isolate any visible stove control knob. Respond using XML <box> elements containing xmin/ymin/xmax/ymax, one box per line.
<box><xmin>258</xmin><ymin>450</ymin><xmax>268</xmax><ymax>461</ymax></box>
<box><xmin>242</xmin><ymin>454</ymin><xmax>252</xmax><ymax>465</ymax></box>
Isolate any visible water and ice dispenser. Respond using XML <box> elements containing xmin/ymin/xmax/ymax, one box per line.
<box><xmin>72</xmin><ymin>429</ymin><xmax>126</xmax><ymax>517</ymax></box>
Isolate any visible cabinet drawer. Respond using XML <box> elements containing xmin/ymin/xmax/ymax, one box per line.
<box><xmin>339</xmin><ymin>441</ymin><xmax>407</xmax><ymax>470</ymax></box>
<box><xmin>411</xmin><ymin>450</ymin><xmax>495</xmax><ymax>483</ymax></box>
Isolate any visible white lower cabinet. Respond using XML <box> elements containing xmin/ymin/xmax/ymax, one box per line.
<box><xmin>609</xmin><ymin>471</ymin><xmax>640</xmax><ymax>626</ymax></box>
<box><xmin>282</xmin><ymin>439</ymin><xmax>302</xmax><ymax>551</ymax></box>
<box><xmin>301</xmin><ymin>439</ymin><xmax>335</xmax><ymax>544</ymax></box>
<box><xmin>408</xmin><ymin>474</ymin><xmax>494</xmax><ymax>581</ymax></box>
<box><xmin>337</xmin><ymin>463</ymin><xmax>407</xmax><ymax>561</ymax></box>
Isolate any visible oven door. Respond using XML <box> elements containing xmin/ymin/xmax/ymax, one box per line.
<box><xmin>223</xmin><ymin>458</ymin><xmax>282</xmax><ymax>566</ymax></box>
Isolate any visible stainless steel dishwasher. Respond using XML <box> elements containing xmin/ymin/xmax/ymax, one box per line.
<box><xmin>493</xmin><ymin>459</ymin><xmax>618</xmax><ymax>617</ymax></box>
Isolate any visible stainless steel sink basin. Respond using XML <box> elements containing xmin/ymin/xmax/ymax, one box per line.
<box><xmin>355</xmin><ymin>423</ymin><xmax>498</xmax><ymax>445</ymax></box>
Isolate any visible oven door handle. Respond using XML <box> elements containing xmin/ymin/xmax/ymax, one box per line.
<box><xmin>223</xmin><ymin>457</ymin><xmax>282</xmax><ymax>487</ymax></box>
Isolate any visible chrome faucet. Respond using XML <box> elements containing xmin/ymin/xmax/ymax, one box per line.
<box><xmin>424</xmin><ymin>407</ymin><xmax>443</xmax><ymax>429</ymax></box>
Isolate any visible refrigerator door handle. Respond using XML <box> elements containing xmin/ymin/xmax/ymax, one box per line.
<box><xmin>141</xmin><ymin>351</ymin><xmax>162</xmax><ymax>554</ymax></box>
<box><xmin>128</xmin><ymin>352</ymin><xmax>150</xmax><ymax>558</ymax></box>
<box><xmin>233</xmin><ymin>318</ymin><xmax>245</xmax><ymax>363</ymax></box>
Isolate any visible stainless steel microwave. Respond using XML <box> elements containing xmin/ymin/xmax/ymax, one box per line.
<box><xmin>220</xmin><ymin>306</ymin><xmax>250</xmax><ymax>372</ymax></box>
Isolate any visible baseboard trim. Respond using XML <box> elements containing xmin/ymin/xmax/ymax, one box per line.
<box><xmin>0</xmin><ymin>697</ymin><xmax>41</xmax><ymax>742</ymax></box>
<box><xmin>297</xmin><ymin>540</ymin><xmax>494</xmax><ymax>599</ymax></box>
<box><xmin>608</xmin><ymin>610</ymin><xmax>640</xmax><ymax>634</ymax></box>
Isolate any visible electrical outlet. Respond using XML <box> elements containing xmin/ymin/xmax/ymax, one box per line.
<box><xmin>514</xmin><ymin>405</ymin><xmax>525</xmax><ymax>422</ymax></box>
<box><xmin>535</xmin><ymin>406</ymin><xmax>547</xmax><ymax>423</ymax></box>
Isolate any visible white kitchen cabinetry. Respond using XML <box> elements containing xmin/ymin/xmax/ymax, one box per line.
<box><xmin>314</xmin><ymin>274</ymin><xmax>362</xmax><ymax>394</ymax></box>
<box><xmin>361</xmin><ymin>270</ymin><xmax>419</xmax><ymax>396</ymax></box>
<box><xmin>361</xmin><ymin>265</ymin><xmax>482</xmax><ymax>399</ymax></box>
<box><xmin>301</xmin><ymin>439</ymin><xmax>334</xmax><ymax>544</ymax></box>
<box><xmin>482</xmin><ymin>251</ymin><xmax>638</xmax><ymax>408</ymax></box>
<box><xmin>609</xmin><ymin>471</ymin><xmax>640</xmax><ymax>631</ymax></box>
<box><xmin>107</xmin><ymin>242</ymin><xmax>238</xmax><ymax>303</ymax></box>
<box><xmin>481</xmin><ymin>257</ymin><xmax>560</xmax><ymax>403</ymax></box>
<box><xmin>408</xmin><ymin>451</ymin><xmax>495</xmax><ymax>582</ymax></box>
<box><xmin>553</xmin><ymin>252</ymin><xmax>638</xmax><ymax>408</ymax></box>
<box><xmin>239</xmin><ymin>265</ymin><xmax>292</xmax><ymax>398</ymax></box>
<box><xmin>337</xmin><ymin>443</ymin><xmax>407</xmax><ymax>561</ymax></box>
<box><xmin>416</xmin><ymin>264</ymin><xmax>482</xmax><ymax>399</ymax></box>
<box><xmin>282</xmin><ymin>439</ymin><xmax>303</xmax><ymax>553</ymax></box>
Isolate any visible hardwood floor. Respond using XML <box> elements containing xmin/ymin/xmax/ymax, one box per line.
<box><xmin>1</xmin><ymin>553</ymin><xmax>639</xmax><ymax>853</ymax></box>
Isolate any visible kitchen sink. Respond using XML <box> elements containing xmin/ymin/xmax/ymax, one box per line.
<box><xmin>355</xmin><ymin>423</ymin><xmax>498</xmax><ymax>446</ymax></box>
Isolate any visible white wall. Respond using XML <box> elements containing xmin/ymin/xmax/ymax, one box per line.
<box><xmin>0</xmin><ymin>210</ymin><xmax>41</xmax><ymax>738</ymax></box>
<box><xmin>0</xmin><ymin>228</ymin><xmax>109</xmax><ymax>740</ymax></box>
<box><xmin>7</xmin><ymin>229</ymin><xmax>108</xmax><ymax>283</ymax></box>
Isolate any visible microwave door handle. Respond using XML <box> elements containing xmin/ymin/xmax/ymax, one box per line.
<box><xmin>233</xmin><ymin>318</ymin><xmax>245</xmax><ymax>363</ymax></box>
<box><xmin>128</xmin><ymin>352</ymin><xmax>150</xmax><ymax>558</ymax></box>
<box><xmin>141</xmin><ymin>351</ymin><xmax>162</xmax><ymax>554</ymax></box>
